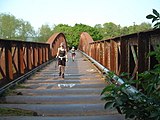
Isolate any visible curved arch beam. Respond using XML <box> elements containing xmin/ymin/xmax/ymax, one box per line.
<box><xmin>78</xmin><ymin>32</ymin><xmax>93</xmax><ymax>54</ymax></box>
<box><xmin>47</xmin><ymin>33</ymin><xmax>67</xmax><ymax>58</ymax></box>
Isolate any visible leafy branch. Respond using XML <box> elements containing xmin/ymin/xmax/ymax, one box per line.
<box><xmin>146</xmin><ymin>9</ymin><xmax>160</xmax><ymax>29</ymax></box>
<box><xmin>101</xmin><ymin>46</ymin><xmax>160</xmax><ymax>120</ymax></box>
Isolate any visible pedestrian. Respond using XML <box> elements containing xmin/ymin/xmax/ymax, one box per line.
<box><xmin>56</xmin><ymin>42</ymin><xmax>68</xmax><ymax>78</ymax></box>
<box><xmin>71</xmin><ymin>46</ymin><xmax>76</xmax><ymax>61</ymax></box>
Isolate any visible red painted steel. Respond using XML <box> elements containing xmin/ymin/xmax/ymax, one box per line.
<box><xmin>0</xmin><ymin>33</ymin><xmax>67</xmax><ymax>88</ymax></box>
<box><xmin>0</xmin><ymin>29</ymin><xmax>160</xmax><ymax>88</ymax></box>
<box><xmin>78</xmin><ymin>29</ymin><xmax>160</xmax><ymax>79</ymax></box>
<box><xmin>47</xmin><ymin>33</ymin><xmax>68</xmax><ymax>58</ymax></box>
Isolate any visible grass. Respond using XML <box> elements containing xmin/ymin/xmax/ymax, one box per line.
<box><xmin>0</xmin><ymin>107</ymin><xmax>37</xmax><ymax>116</ymax></box>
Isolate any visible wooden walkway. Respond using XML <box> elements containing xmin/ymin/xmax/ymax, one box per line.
<box><xmin>0</xmin><ymin>51</ymin><xmax>124</xmax><ymax>120</ymax></box>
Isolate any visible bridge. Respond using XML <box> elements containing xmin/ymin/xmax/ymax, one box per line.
<box><xmin>0</xmin><ymin>29</ymin><xmax>160</xmax><ymax>120</ymax></box>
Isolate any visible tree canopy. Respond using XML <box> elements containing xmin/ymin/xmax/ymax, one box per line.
<box><xmin>0</xmin><ymin>13</ymin><xmax>153</xmax><ymax>47</ymax></box>
<box><xmin>0</xmin><ymin>13</ymin><xmax>35</xmax><ymax>40</ymax></box>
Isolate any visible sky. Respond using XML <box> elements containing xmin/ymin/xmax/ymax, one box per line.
<box><xmin>0</xmin><ymin>0</ymin><xmax>160</xmax><ymax>30</ymax></box>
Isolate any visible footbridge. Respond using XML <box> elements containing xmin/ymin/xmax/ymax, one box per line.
<box><xmin>0</xmin><ymin>29</ymin><xmax>160</xmax><ymax>120</ymax></box>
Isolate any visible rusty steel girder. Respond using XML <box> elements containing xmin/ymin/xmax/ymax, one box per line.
<box><xmin>79</xmin><ymin>29</ymin><xmax>160</xmax><ymax>79</ymax></box>
<box><xmin>0</xmin><ymin>33</ymin><xmax>67</xmax><ymax>89</ymax></box>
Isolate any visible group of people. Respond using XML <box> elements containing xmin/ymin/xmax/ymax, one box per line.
<box><xmin>56</xmin><ymin>42</ymin><xmax>76</xmax><ymax>78</ymax></box>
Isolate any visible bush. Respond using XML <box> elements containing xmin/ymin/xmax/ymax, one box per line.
<box><xmin>101</xmin><ymin>46</ymin><xmax>160</xmax><ymax>120</ymax></box>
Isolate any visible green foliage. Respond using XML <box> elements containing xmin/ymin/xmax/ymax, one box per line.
<box><xmin>0</xmin><ymin>108</ymin><xmax>36</xmax><ymax>116</ymax></box>
<box><xmin>0</xmin><ymin>13</ymin><xmax>17</xmax><ymax>39</ymax></box>
<box><xmin>146</xmin><ymin>9</ymin><xmax>160</xmax><ymax>29</ymax></box>
<box><xmin>101</xmin><ymin>46</ymin><xmax>160</xmax><ymax>120</ymax></box>
<box><xmin>44</xmin><ymin>22</ymin><xmax>151</xmax><ymax>48</ymax></box>
<box><xmin>16</xmin><ymin>19</ymin><xmax>35</xmax><ymax>40</ymax></box>
<box><xmin>0</xmin><ymin>13</ymin><xmax>35</xmax><ymax>40</ymax></box>
<box><xmin>51</xmin><ymin>23</ymin><xmax>103</xmax><ymax>48</ymax></box>
<box><xmin>127</xmin><ymin>22</ymin><xmax>152</xmax><ymax>34</ymax></box>
<box><xmin>72</xmin><ymin>24</ymin><xmax>103</xmax><ymax>47</ymax></box>
<box><xmin>101</xmin><ymin>22</ymin><xmax>121</xmax><ymax>39</ymax></box>
<box><xmin>37</xmin><ymin>24</ymin><xmax>53</xmax><ymax>42</ymax></box>
<box><xmin>0</xmin><ymin>13</ymin><xmax>153</xmax><ymax>44</ymax></box>
<box><xmin>97</xmin><ymin>22</ymin><xmax>152</xmax><ymax>40</ymax></box>
<box><xmin>52</xmin><ymin>24</ymin><xmax>74</xmax><ymax>47</ymax></box>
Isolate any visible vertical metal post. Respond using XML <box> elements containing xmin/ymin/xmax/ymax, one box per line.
<box><xmin>18</xmin><ymin>43</ymin><xmax>24</xmax><ymax>74</ymax></box>
<box><xmin>110</xmin><ymin>40</ymin><xmax>118</xmax><ymax>73</ymax></box>
<box><xmin>27</xmin><ymin>43</ymin><xmax>32</xmax><ymax>70</ymax></box>
<box><xmin>5</xmin><ymin>41</ymin><xmax>13</xmax><ymax>80</ymax></box>
<box><xmin>33</xmin><ymin>44</ymin><xmax>38</xmax><ymax>67</ymax></box>
<box><xmin>138</xmin><ymin>33</ymin><xmax>150</xmax><ymax>73</ymax></box>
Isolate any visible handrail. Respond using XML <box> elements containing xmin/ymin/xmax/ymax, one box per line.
<box><xmin>78</xmin><ymin>29</ymin><xmax>160</xmax><ymax>78</ymax></box>
<box><xmin>0</xmin><ymin>32</ymin><xmax>67</xmax><ymax>94</ymax></box>
<box><xmin>80</xmin><ymin>50</ymin><xmax>139</xmax><ymax>95</ymax></box>
<box><xmin>0</xmin><ymin>58</ymin><xmax>55</xmax><ymax>94</ymax></box>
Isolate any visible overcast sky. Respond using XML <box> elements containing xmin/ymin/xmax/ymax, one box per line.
<box><xmin>0</xmin><ymin>0</ymin><xmax>160</xmax><ymax>30</ymax></box>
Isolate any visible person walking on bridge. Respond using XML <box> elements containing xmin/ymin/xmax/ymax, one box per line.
<box><xmin>56</xmin><ymin>42</ymin><xmax>68</xmax><ymax>78</ymax></box>
<box><xmin>71</xmin><ymin>46</ymin><xmax>76</xmax><ymax>61</ymax></box>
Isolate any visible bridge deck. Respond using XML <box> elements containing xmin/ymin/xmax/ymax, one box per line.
<box><xmin>0</xmin><ymin>51</ymin><xmax>124</xmax><ymax>120</ymax></box>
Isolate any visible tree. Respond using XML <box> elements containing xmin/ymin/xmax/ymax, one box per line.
<box><xmin>94</xmin><ymin>24</ymin><xmax>102</xmax><ymax>29</ymax></box>
<box><xmin>138</xmin><ymin>22</ymin><xmax>152</xmax><ymax>31</ymax></box>
<box><xmin>146</xmin><ymin>9</ymin><xmax>160</xmax><ymax>29</ymax></box>
<box><xmin>16</xmin><ymin>19</ymin><xmax>35</xmax><ymax>41</ymax></box>
<box><xmin>52</xmin><ymin>24</ymin><xmax>73</xmax><ymax>47</ymax></box>
<box><xmin>120</xmin><ymin>26</ymin><xmax>129</xmax><ymax>35</ymax></box>
<box><xmin>71</xmin><ymin>24</ymin><xmax>103</xmax><ymax>48</ymax></box>
<box><xmin>127</xmin><ymin>22</ymin><xmax>152</xmax><ymax>34</ymax></box>
<box><xmin>37</xmin><ymin>24</ymin><xmax>53</xmax><ymax>42</ymax></box>
<box><xmin>0</xmin><ymin>13</ymin><xmax>35</xmax><ymax>41</ymax></box>
<box><xmin>102</xmin><ymin>22</ymin><xmax>121</xmax><ymax>39</ymax></box>
<box><xmin>0</xmin><ymin>13</ymin><xmax>17</xmax><ymax>39</ymax></box>
<box><xmin>51</xmin><ymin>23</ymin><xmax>102</xmax><ymax>48</ymax></box>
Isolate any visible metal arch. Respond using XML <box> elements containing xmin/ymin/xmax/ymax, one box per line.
<box><xmin>47</xmin><ymin>33</ymin><xmax>68</xmax><ymax>58</ymax></box>
<box><xmin>78</xmin><ymin>32</ymin><xmax>94</xmax><ymax>53</ymax></box>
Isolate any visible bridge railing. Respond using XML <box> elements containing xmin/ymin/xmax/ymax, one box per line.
<box><xmin>0</xmin><ymin>33</ymin><xmax>67</xmax><ymax>89</ymax></box>
<box><xmin>79</xmin><ymin>29</ymin><xmax>160</xmax><ymax>78</ymax></box>
<box><xmin>0</xmin><ymin>39</ymin><xmax>49</xmax><ymax>87</ymax></box>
